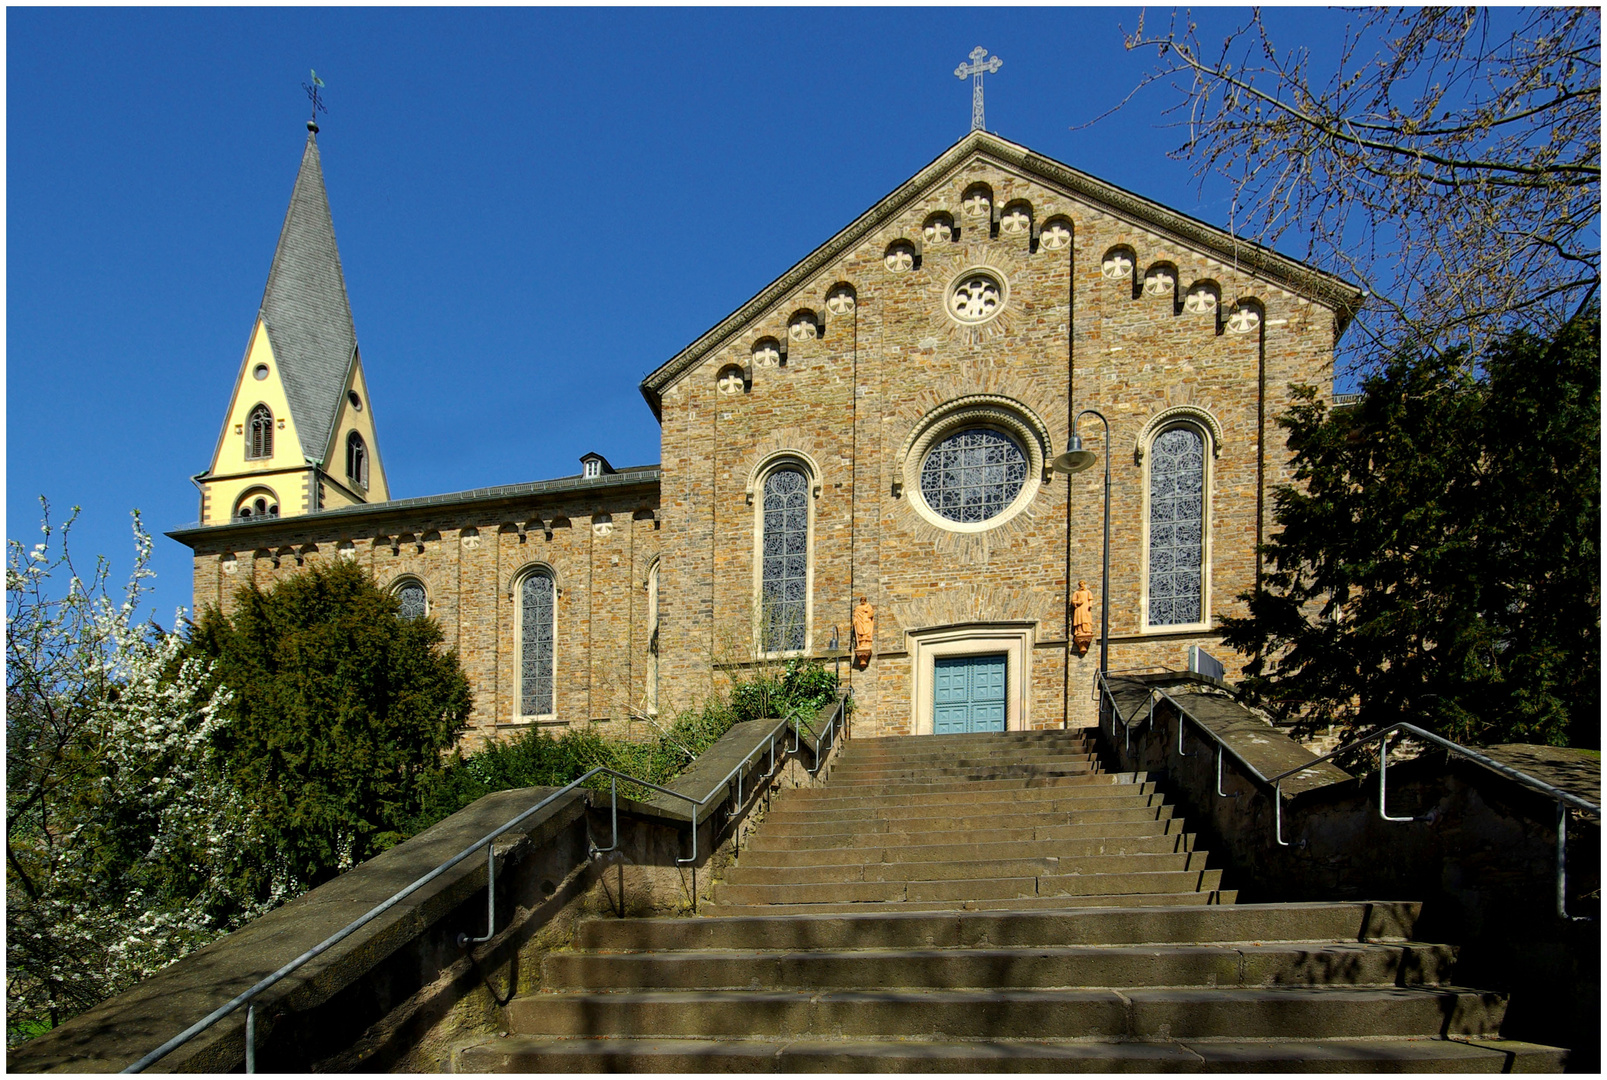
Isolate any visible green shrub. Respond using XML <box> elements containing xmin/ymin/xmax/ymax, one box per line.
<box><xmin>186</xmin><ymin>560</ymin><xmax>472</xmax><ymax>897</ymax></box>
<box><xmin>407</xmin><ymin>659</ymin><xmax>842</xmax><ymax>834</ymax></box>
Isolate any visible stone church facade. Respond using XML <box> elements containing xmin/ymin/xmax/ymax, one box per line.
<box><xmin>172</xmin><ymin>126</ymin><xmax>1362</xmax><ymax>748</ymax></box>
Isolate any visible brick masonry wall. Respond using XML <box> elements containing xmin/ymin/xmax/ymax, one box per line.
<box><xmin>182</xmin><ymin>484</ymin><xmax>660</xmax><ymax>750</ymax></box>
<box><xmin>182</xmin><ymin>148</ymin><xmax>1341</xmax><ymax>749</ymax></box>
<box><xmin>654</xmin><ymin>156</ymin><xmax>1340</xmax><ymax>737</ymax></box>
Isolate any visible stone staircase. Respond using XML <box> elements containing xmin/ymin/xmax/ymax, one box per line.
<box><xmin>457</xmin><ymin>728</ymin><xmax>1566</xmax><ymax>1071</ymax></box>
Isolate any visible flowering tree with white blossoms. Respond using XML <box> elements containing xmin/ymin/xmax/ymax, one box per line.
<box><xmin>6</xmin><ymin>502</ymin><xmax>299</xmax><ymax>1043</ymax></box>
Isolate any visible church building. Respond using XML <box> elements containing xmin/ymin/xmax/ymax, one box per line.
<box><xmin>171</xmin><ymin>120</ymin><xmax>1362</xmax><ymax>747</ymax></box>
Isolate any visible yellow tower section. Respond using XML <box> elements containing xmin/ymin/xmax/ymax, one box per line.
<box><xmin>194</xmin><ymin>126</ymin><xmax>388</xmax><ymax>526</ymax></box>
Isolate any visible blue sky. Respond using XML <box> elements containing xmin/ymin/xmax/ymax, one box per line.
<box><xmin>9</xmin><ymin>7</ymin><xmax>1357</xmax><ymax>625</ymax></box>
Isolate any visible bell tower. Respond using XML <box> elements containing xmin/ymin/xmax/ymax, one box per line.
<box><xmin>193</xmin><ymin>122</ymin><xmax>388</xmax><ymax>525</ymax></box>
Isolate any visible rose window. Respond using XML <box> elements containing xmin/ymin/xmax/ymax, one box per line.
<box><xmin>918</xmin><ymin>428</ymin><xmax>1028</xmax><ymax>525</ymax></box>
<box><xmin>948</xmin><ymin>272</ymin><xmax>1004</xmax><ymax>324</ymax></box>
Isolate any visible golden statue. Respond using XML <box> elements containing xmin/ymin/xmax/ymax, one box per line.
<box><xmin>1071</xmin><ymin>580</ymin><xmax>1095</xmax><ymax>655</ymax></box>
<box><xmin>851</xmin><ymin>596</ymin><xmax>876</xmax><ymax>668</ymax></box>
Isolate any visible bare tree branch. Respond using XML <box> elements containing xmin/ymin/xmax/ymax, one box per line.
<box><xmin>1121</xmin><ymin>7</ymin><xmax>1601</xmax><ymax>367</ymax></box>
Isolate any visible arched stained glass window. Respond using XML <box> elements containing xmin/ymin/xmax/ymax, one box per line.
<box><xmin>760</xmin><ymin>467</ymin><xmax>809</xmax><ymax>652</ymax></box>
<box><xmin>1148</xmin><ymin>426</ymin><xmax>1206</xmax><ymax>626</ymax></box>
<box><xmin>918</xmin><ymin>428</ymin><xmax>1027</xmax><ymax>525</ymax></box>
<box><xmin>396</xmin><ymin>580</ymin><xmax>427</xmax><ymax>621</ymax></box>
<box><xmin>519</xmin><ymin>570</ymin><xmax>556</xmax><ymax>716</ymax></box>
<box><xmin>248</xmin><ymin>405</ymin><xmax>273</xmax><ymax>460</ymax></box>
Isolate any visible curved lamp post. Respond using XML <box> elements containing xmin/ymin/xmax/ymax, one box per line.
<box><xmin>1052</xmin><ymin>409</ymin><xmax>1111</xmax><ymax>676</ymax></box>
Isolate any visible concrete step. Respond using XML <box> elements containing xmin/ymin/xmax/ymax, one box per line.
<box><xmin>801</xmin><ymin>769</ymin><xmax>1143</xmax><ymax>795</ymax></box>
<box><xmin>719</xmin><ymin>849</ymin><xmax>1210</xmax><ymax>887</ymax></box>
<box><xmin>763</xmin><ymin>791</ymin><xmax>1164</xmax><ymax>824</ymax></box>
<box><xmin>772</xmin><ymin>780</ymin><xmax>1155</xmax><ymax>811</ymax></box>
<box><xmin>541</xmin><ymin>940</ymin><xmax>1455</xmax><ymax>992</ymax></box>
<box><xmin>826</xmin><ymin>756</ymin><xmax>1101</xmax><ymax>780</ymax></box>
<box><xmin>576</xmin><ymin>902</ymin><xmax>1423</xmax><ymax>952</ymax></box>
<box><xmin>701</xmin><ymin>889</ymin><xmax>1241</xmax><ymax>917</ymax></box>
<box><xmin>711</xmin><ymin>866</ymin><xmax>1227</xmax><ymax>907</ymax></box>
<box><xmin>756</xmin><ymin>802</ymin><xmax>1178</xmax><ymax>832</ymax></box>
<box><xmin>844</xmin><ymin>729</ymin><xmax>1098</xmax><ymax>752</ymax></box>
<box><xmin>735</xmin><ymin>832</ymin><xmax>1198</xmax><ymax>867</ymax></box>
<box><xmin>459</xmin><ymin>1034</ymin><xmax>1564</xmax><ymax>1073</ymax></box>
<box><xmin>745</xmin><ymin>816</ymin><xmax>1192</xmax><ymax>851</ymax></box>
<box><xmin>502</xmin><ymin>985</ymin><xmax>1505</xmax><ymax>1041</ymax></box>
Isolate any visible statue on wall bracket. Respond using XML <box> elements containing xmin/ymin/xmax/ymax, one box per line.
<box><xmin>1071</xmin><ymin>580</ymin><xmax>1095</xmax><ymax>656</ymax></box>
<box><xmin>851</xmin><ymin>597</ymin><xmax>876</xmax><ymax>669</ymax></box>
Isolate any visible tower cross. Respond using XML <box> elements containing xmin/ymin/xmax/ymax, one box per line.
<box><xmin>302</xmin><ymin>69</ymin><xmax>327</xmax><ymax>132</ymax></box>
<box><xmin>954</xmin><ymin>46</ymin><xmax>1002</xmax><ymax>132</ymax></box>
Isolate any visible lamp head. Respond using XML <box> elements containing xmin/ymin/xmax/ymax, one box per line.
<box><xmin>1052</xmin><ymin>434</ymin><xmax>1097</xmax><ymax>474</ymax></box>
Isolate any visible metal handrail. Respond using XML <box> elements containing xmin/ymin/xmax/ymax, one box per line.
<box><xmin>1123</xmin><ymin>676</ymin><xmax>1600</xmax><ymax>922</ymax></box>
<box><xmin>790</xmin><ymin>688</ymin><xmax>849</xmax><ymax>775</ymax></box>
<box><xmin>123</xmin><ymin>707</ymin><xmax>822</xmax><ymax>1074</ymax></box>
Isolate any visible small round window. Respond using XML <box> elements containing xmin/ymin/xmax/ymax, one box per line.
<box><xmin>348</xmin><ymin>390</ymin><xmax>362</xmax><ymax>411</ymax></box>
<box><xmin>947</xmin><ymin>269</ymin><xmax>1006</xmax><ymax>325</ymax></box>
<box><xmin>253</xmin><ymin>364</ymin><xmax>269</xmax><ymax>381</ymax></box>
<box><xmin>918</xmin><ymin>428</ymin><xmax>1028</xmax><ymax>524</ymax></box>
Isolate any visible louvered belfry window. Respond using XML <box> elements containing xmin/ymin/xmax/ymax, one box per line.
<box><xmin>1148</xmin><ymin>426</ymin><xmax>1206</xmax><ymax>625</ymax></box>
<box><xmin>761</xmin><ymin>467</ymin><xmax>809</xmax><ymax>652</ymax></box>
<box><xmin>346</xmin><ymin>431</ymin><xmax>368</xmax><ymax>488</ymax></box>
<box><xmin>519</xmin><ymin>571</ymin><xmax>556</xmax><ymax>716</ymax></box>
<box><xmin>247</xmin><ymin>405</ymin><xmax>273</xmax><ymax>460</ymax></box>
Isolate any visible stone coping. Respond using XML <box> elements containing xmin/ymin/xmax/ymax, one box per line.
<box><xmin>1476</xmin><ymin>744</ymin><xmax>1600</xmax><ymax>810</ymax></box>
<box><xmin>10</xmin><ymin>786</ymin><xmax>585</xmax><ymax>1073</ymax></box>
<box><xmin>630</xmin><ymin>717</ymin><xmax>796</xmax><ymax>824</ymax></box>
<box><xmin>1105</xmin><ymin>673</ymin><xmax>1351</xmax><ymax>797</ymax></box>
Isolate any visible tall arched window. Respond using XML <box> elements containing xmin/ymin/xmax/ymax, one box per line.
<box><xmin>395</xmin><ymin>579</ymin><xmax>427</xmax><ymax>620</ymax></box>
<box><xmin>518</xmin><ymin>569</ymin><xmax>556</xmax><ymax>718</ymax></box>
<box><xmin>1147</xmin><ymin>425</ymin><xmax>1207</xmax><ymax>627</ymax></box>
<box><xmin>645</xmin><ymin>559</ymin><xmax>660</xmax><ymax>714</ymax></box>
<box><xmin>247</xmin><ymin>405</ymin><xmax>273</xmax><ymax>460</ymax></box>
<box><xmin>759</xmin><ymin>466</ymin><xmax>810</xmax><ymax>653</ymax></box>
<box><xmin>346</xmin><ymin>431</ymin><xmax>368</xmax><ymax>489</ymax></box>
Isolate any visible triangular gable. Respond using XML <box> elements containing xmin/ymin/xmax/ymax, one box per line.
<box><xmin>639</xmin><ymin>130</ymin><xmax>1364</xmax><ymax>419</ymax></box>
<box><xmin>258</xmin><ymin>130</ymin><xmax>360</xmax><ymax>463</ymax></box>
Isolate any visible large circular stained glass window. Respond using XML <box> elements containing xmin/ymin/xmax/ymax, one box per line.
<box><xmin>918</xmin><ymin>428</ymin><xmax>1028</xmax><ymax>524</ymax></box>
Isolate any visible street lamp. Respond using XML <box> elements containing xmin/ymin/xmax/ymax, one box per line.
<box><xmin>1052</xmin><ymin>409</ymin><xmax>1111</xmax><ymax>676</ymax></box>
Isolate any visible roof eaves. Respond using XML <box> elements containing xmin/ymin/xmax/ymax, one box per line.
<box><xmin>168</xmin><ymin>466</ymin><xmax>662</xmax><ymax>546</ymax></box>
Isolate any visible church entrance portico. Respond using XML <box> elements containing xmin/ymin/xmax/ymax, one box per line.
<box><xmin>907</xmin><ymin>622</ymin><xmax>1034</xmax><ymax>735</ymax></box>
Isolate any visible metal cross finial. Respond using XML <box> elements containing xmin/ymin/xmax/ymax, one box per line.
<box><xmin>954</xmin><ymin>46</ymin><xmax>1002</xmax><ymax>132</ymax></box>
<box><xmin>302</xmin><ymin>69</ymin><xmax>327</xmax><ymax>132</ymax></box>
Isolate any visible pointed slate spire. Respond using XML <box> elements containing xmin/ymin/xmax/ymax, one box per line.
<box><xmin>258</xmin><ymin>129</ymin><xmax>359</xmax><ymax>463</ymax></box>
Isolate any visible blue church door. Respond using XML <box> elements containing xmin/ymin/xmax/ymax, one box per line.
<box><xmin>933</xmin><ymin>653</ymin><xmax>1008</xmax><ymax>734</ymax></box>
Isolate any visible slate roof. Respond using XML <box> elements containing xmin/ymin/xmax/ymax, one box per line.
<box><xmin>259</xmin><ymin>131</ymin><xmax>359</xmax><ymax>463</ymax></box>
<box><xmin>168</xmin><ymin>465</ymin><xmax>661</xmax><ymax>544</ymax></box>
